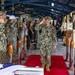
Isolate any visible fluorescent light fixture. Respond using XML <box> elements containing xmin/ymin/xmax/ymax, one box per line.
<box><xmin>51</xmin><ymin>9</ymin><xmax>54</xmax><ymax>11</ymax></box>
<box><xmin>51</xmin><ymin>3</ymin><xmax>54</xmax><ymax>6</ymax></box>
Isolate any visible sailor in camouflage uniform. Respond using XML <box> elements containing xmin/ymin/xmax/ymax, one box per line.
<box><xmin>34</xmin><ymin>18</ymin><xmax>40</xmax><ymax>49</ymax></box>
<box><xmin>0</xmin><ymin>11</ymin><xmax>7</xmax><ymax>63</ymax></box>
<box><xmin>6</xmin><ymin>15</ymin><xmax>17</xmax><ymax>53</ymax></box>
<box><xmin>35</xmin><ymin>16</ymin><xmax>57</xmax><ymax>71</ymax></box>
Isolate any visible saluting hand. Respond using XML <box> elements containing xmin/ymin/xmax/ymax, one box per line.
<box><xmin>53</xmin><ymin>45</ymin><xmax>56</xmax><ymax>50</ymax></box>
<box><xmin>39</xmin><ymin>18</ymin><xmax>45</xmax><ymax>25</ymax></box>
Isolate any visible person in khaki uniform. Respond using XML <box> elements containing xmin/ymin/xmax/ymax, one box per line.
<box><xmin>35</xmin><ymin>16</ymin><xmax>57</xmax><ymax>71</ymax></box>
<box><xmin>18</xmin><ymin>22</ymin><xmax>24</xmax><ymax>50</ymax></box>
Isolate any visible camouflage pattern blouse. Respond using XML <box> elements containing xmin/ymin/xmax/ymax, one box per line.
<box><xmin>0</xmin><ymin>22</ymin><xmax>7</xmax><ymax>51</ymax></box>
<box><xmin>5</xmin><ymin>21</ymin><xmax>17</xmax><ymax>43</ymax></box>
<box><xmin>35</xmin><ymin>24</ymin><xmax>57</xmax><ymax>50</ymax></box>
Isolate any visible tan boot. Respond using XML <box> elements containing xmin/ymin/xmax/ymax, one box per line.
<box><xmin>46</xmin><ymin>65</ymin><xmax>50</xmax><ymax>72</ymax></box>
<box><xmin>42</xmin><ymin>63</ymin><xmax>45</xmax><ymax>68</ymax></box>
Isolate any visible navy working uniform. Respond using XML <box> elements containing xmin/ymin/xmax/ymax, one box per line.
<box><xmin>35</xmin><ymin>23</ymin><xmax>57</xmax><ymax>67</ymax></box>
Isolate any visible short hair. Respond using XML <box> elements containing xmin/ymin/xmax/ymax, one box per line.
<box><xmin>45</xmin><ymin>16</ymin><xmax>52</xmax><ymax>20</ymax></box>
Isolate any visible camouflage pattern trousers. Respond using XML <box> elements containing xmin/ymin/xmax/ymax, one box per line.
<box><xmin>0</xmin><ymin>51</ymin><xmax>9</xmax><ymax>63</ymax></box>
<box><xmin>40</xmin><ymin>43</ymin><xmax>52</xmax><ymax>67</ymax></box>
<box><xmin>7</xmin><ymin>34</ymin><xmax>17</xmax><ymax>54</ymax></box>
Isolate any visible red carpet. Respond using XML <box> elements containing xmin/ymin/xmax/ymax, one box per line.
<box><xmin>24</xmin><ymin>55</ymin><xmax>70</xmax><ymax>75</ymax></box>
